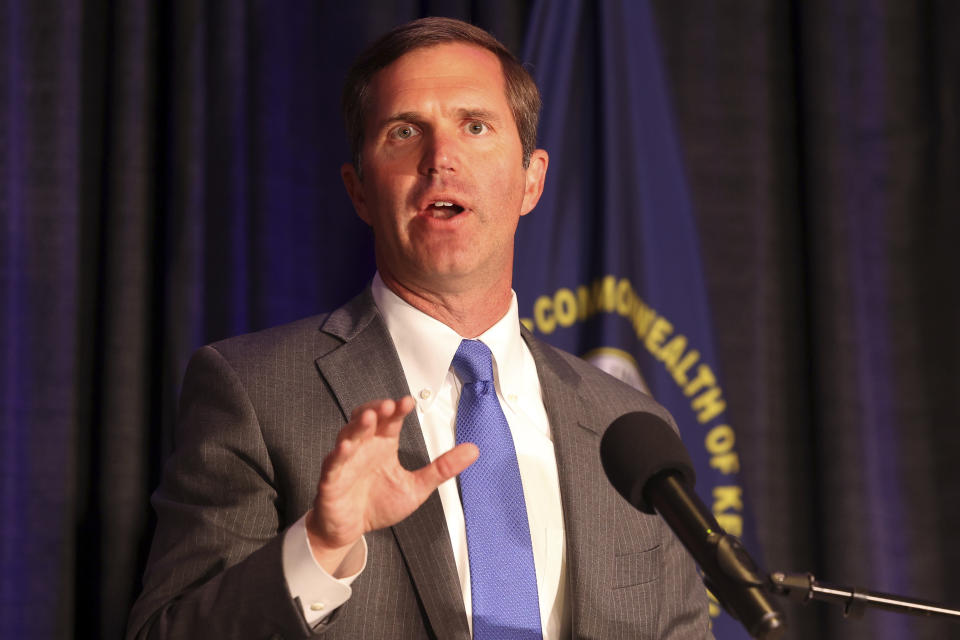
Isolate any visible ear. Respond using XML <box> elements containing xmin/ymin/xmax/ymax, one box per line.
<box><xmin>519</xmin><ymin>149</ymin><xmax>549</xmax><ymax>216</ymax></box>
<box><xmin>341</xmin><ymin>162</ymin><xmax>371</xmax><ymax>225</ymax></box>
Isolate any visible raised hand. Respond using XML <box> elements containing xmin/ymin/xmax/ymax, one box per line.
<box><xmin>305</xmin><ymin>396</ymin><xmax>478</xmax><ymax>574</ymax></box>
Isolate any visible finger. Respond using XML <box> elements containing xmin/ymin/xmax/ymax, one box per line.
<box><xmin>350</xmin><ymin>397</ymin><xmax>394</xmax><ymax>421</ymax></box>
<box><xmin>329</xmin><ymin>396</ymin><xmax>413</xmax><ymax>471</ymax></box>
<box><xmin>323</xmin><ymin>416</ymin><xmax>372</xmax><ymax>475</ymax></box>
<box><xmin>411</xmin><ymin>443</ymin><xmax>479</xmax><ymax>495</ymax></box>
<box><xmin>321</xmin><ymin>411</ymin><xmax>380</xmax><ymax>480</ymax></box>
<box><xmin>336</xmin><ymin>407</ymin><xmax>376</xmax><ymax>447</ymax></box>
<box><xmin>394</xmin><ymin>395</ymin><xmax>416</xmax><ymax>415</ymax></box>
<box><xmin>319</xmin><ymin>441</ymin><xmax>350</xmax><ymax>480</ymax></box>
<box><xmin>375</xmin><ymin>395</ymin><xmax>416</xmax><ymax>437</ymax></box>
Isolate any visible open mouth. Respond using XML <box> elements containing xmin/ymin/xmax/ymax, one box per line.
<box><xmin>426</xmin><ymin>201</ymin><xmax>465</xmax><ymax>219</ymax></box>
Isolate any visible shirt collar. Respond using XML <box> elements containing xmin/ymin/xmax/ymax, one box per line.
<box><xmin>370</xmin><ymin>272</ymin><xmax>527</xmax><ymax>409</ymax></box>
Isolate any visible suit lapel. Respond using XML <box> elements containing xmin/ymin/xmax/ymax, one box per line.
<box><xmin>315</xmin><ymin>290</ymin><xmax>470</xmax><ymax>639</ymax></box>
<box><xmin>315</xmin><ymin>293</ymin><xmax>607</xmax><ymax>637</ymax></box>
<box><xmin>524</xmin><ymin>330</ymin><xmax>611</xmax><ymax>638</ymax></box>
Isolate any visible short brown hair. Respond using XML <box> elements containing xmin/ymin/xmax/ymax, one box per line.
<box><xmin>342</xmin><ymin>17</ymin><xmax>541</xmax><ymax>174</ymax></box>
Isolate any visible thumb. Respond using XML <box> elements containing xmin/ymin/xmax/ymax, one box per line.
<box><xmin>412</xmin><ymin>443</ymin><xmax>479</xmax><ymax>495</ymax></box>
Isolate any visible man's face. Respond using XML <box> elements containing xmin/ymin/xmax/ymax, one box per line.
<box><xmin>342</xmin><ymin>42</ymin><xmax>548</xmax><ymax>296</ymax></box>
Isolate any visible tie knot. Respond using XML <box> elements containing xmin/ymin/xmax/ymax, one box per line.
<box><xmin>452</xmin><ymin>340</ymin><xmax>495</xmax><ymax>384</ymax></box>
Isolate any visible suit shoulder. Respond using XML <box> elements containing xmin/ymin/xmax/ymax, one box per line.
<box><xmin>203</xmin><ymin>313</ymin><xmax>338</xmax><ymax>369</ymax></box>
<box><xmin>526</xmin><ymin>334</ymin><xmax>676</xmax><ymax>428</ymax></box>
<box><xmin>528</xmin><ymin>334</ymin><xmax>640</xmax><ymax>392</ymax></box>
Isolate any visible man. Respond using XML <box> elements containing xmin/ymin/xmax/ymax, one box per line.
<box><xmin>128</xmin><ymin>17</ymin><xmax>712</xmax><ymax>640</ymax></box>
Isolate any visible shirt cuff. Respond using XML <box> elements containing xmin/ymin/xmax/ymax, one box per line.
<box><xmin>282</xmin><ymin>512</ymin><xmax>368</xmax><ymax>627</ymax></box>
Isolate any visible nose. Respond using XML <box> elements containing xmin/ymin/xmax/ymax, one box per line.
<box><xmin>417</xmin><ymin>129</ymin><xmax>458</xmax><ymax>176</ymax></box>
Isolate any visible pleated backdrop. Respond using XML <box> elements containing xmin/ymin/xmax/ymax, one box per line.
<box><xmin>2</xmin><ymin>2</ymin><xmax>958</xmax><ymax>638</ymax></box>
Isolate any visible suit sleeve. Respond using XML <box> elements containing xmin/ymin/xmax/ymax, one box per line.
<box><xmin>126</xmin><ymin>345</ymin><xmax>316</xmax><ymax>640</ymax></box>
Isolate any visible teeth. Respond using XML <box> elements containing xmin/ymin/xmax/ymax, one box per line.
<box><xmin>434</xmin><ymin>201</ymin><xmax>454</xmax><ymax>207</ymax></box>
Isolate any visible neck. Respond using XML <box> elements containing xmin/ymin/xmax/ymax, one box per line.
<box><xmin>379</xmin><ymin>271</ymin><xmax>513</xmax><ymax>338</ymax></box>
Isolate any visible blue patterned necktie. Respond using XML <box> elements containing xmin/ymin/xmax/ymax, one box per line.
<box><xmin>453</xmin><ymin>339</ymin><xmax>542</xmax><ymax>639</ymax></box>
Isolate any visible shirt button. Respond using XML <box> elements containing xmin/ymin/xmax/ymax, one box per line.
<box><xmin>419</xmin><ymin>388</ymin><xmax>432</xmax><ymax>400</ymax></box>
<box><xmin>310</xmin><ymin>602</ymin><xmax>325</xmax><ymax>612</ymax></box>
<box><xmin>507</xmin><ymin>393</ymin><xmax>518</xmax><ymax>403</ymax></box>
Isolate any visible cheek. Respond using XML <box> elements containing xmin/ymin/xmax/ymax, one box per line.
<box><xmin>485</xmin><ymin>168</ymin><xmax>528</xmax><ymax>213</ymax></box>
<box><xmin>365</xmin><ymin>178</ymin><xmax>407</xmax><ymax>220</ymax></box>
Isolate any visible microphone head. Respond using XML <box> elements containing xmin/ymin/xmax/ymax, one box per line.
<box><xmin>600</xmin><ymin>411</ymin><xmax>696</xmax><ymax>513</ymax></box>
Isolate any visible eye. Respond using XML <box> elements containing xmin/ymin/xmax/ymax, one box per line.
<box><xmin>391</xmin><ymin>125</ymin><xmax>419</xmax><ymax>140</ymax></box>
<box><xmin>465</xmin><ymin>121</ymin><xmax>488</xmax><ymax>135</ymax></box>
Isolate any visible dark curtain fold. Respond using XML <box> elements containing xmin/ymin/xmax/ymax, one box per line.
<box><xmin>1</xmin><ymin>1</ymin><xmax>957</xmax><ymax>638</ymax></box>
<box><xmin>2</xmin><ymin>2</ymin><xmax>85</xmax><ymax>638</ymax></box>
<box><xmin>654</xmin><ymin>2</ymin><xmax>960</xmax><ymax>639</ymax></box>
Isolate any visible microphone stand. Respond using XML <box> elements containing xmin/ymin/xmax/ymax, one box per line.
<box><xmin>767</xmin><ymin>570</ymin><xmax>960</xmax><ymax>621</ymax></box>
<box><xmin>706</xmin><ymin>528</ymin><xmax>960</xmax><ymax>637</ymax></box>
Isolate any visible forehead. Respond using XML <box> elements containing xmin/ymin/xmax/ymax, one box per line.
<box><xmin>366</xmin><ymin>42</ymin><xmax>509</xmax><ymax>117</ymax></box>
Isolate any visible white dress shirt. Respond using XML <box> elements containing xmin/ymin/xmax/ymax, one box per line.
<box><xmin>283</xmin><ymin>274</ymin><xmax>570</xmax><ymax>637</ymax></box>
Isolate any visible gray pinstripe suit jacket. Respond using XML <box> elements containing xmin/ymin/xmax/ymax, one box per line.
<box><xmin>127</xmin><ymin>288</ymin><xmax>712</xmax><ymax>639</ymax></box>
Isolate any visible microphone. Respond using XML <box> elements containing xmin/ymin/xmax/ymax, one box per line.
<box><xmin>600</xmin><ymin>412</ymin><xmax>786</xmax><ymax>639</ymax></box>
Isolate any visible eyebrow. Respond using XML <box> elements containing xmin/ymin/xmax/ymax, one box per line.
<box><xmin>380</xmin><ymin>111</ymin><xmax>424</xmax><ymax>128</ymax></box>
<box><xmin>457</xmin><ymin>108</ymin><xmax>501</xmax><ymax>124</ymax></box>
<box><xmin>376</xmin><ymin>108</ymin><xmax>504</xmax><ymax>132</ymax></box>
